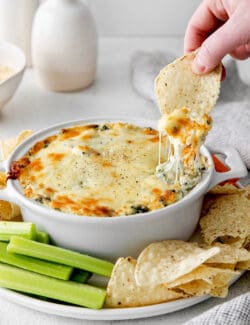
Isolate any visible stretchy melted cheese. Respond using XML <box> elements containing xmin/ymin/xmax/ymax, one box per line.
<box><xmin>10</xmin><ymin>123</ymin><xmax>186</xmax><ymax>217</ymax></box>
<box><xmin>157</xmin><ymin>107</ymin><xmax>211</xmax><ymax>193</ymax></box>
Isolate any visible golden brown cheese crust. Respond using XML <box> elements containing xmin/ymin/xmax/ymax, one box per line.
<box><xmin>9</xmin><ymin>123</ymin><xmax>183</xmax><ymax>217</ymax></box>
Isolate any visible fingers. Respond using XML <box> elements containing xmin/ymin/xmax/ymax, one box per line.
<box><xmin>230</xmin><ymin>43</ymin><xmax>250</xmax><ymax>60</ymax></box>
<box><xmin>192</xmin><ymin>13</ymin><xmax>249</xmax><ymax>74</ymax></box>
<box><xmin>184</xmin><ymin>0</ymin><xmax>227</xmax><ymax>54</ymax></box>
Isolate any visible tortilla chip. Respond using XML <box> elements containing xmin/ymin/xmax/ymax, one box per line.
<box><xmin>178</xmin><ymin>282</ymin><xmax>229</xmax><ymax>298</ymax></box>
<box><xmin>0</xmin><ymin>130</ymin><xmax>33</xmax><ymax>160</ymax></box>
<box><xmin>205</xmin><ymin>263</ymin><xmax>236</xmax><ymax>270</ymax></box>
<box><xmin>243</xmin><ymin>235</ymin><xmax>250</xmax><ymax>250</ymax></box>
<box><xmin>165</xmin><ymin>265</ymin><xmax>238</xmax><ymax>288</ymax></box>
<box><xmin>176</xmin><ymin>281</ymin><xmax>229</xmax><ymax>297</ymax></box>
<box><xmin>200</xmin><ymin>194</ymin><xmax>218</xmax><ymax>217</ymax></box>
<box><xmin>236</xmin><ymin>254</ymin><xmax>250</xmax><ymax>270</ymax></box>
<box><xmin>190</xmin><ymin>233</ymin><xmax>249</xmax><ymax>268</ymax></box>
<box><xmin>0</xmin><ymin>201</ymin><xmax>21</xmax><ymax>221</ymax></box>
<box><xmin>154</xmin><ymin>51</ymin><xmax>222</xmax><ymax>115</ymax></box>
<box><xmin>200</xmin><ymin>188</ymin><xmax>250</xmax><ymax>247</ymax></box>
<box><xmin>0</xmin><ymin>169</ymin><xmax>21</xmax><ymax>220</ymax></box>
<box><xmin>134</xmin><ymin>240</ymin><xmax>220</xmax><ymax>286</ymax></box>
<box><xmin>210</xmin><ymin>286</ymin><xmax>228</xmax><ymax>298</ymax></box>
<box><xmin>105</xmin><ymin>257</ymin><xmax>185</xmax><ymax>308</ymax></box>
<box><xmin>205</xmin><ymin>243</ymin><xmax>250</xmax><ymax>264</ymax></box>
<box><xmin>208</xmin><ymin>183</ymin><xmax>240</xmax><ymax>195</ymax></box>
<box><xmin>189</xmin><ymin>226</ymin><xmax>205</xmax><ymax>244</ymax></box>
<box><xmin>168</xmin><ymin>265</ymin><xmax>238</xmax><ymax>298</ymax></box>
<box><xmin>175</xmin><ymin>280</ymin><xmax>212</xmax><ymax>296</ymax></box>
<box><xmin>0</xmin><ymin>172</ymin><xmax>6</xmax><ymax>188</ymax></box>
<box><xmin>237</xmin><ymin>260</ymin><xmax>250</xmax><ymax>270</ymax></box>
<box><xmin>0</xmin><ymin>130</ymin><xmax>32</xmax><ymax>221</ymax></box>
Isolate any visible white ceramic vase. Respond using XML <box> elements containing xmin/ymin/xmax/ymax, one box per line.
<box><xmin>32</xmin><ymin>0</ymin><xmax>97</xmax><ymax>92</ymax></box>
<box><xmin>0</xmin><ymin>0</ymin><xmax>39</xmax><ymax>67</ymax></box>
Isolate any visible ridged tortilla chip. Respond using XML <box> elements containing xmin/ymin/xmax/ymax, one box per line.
<box><xmin>105</xmin><ymin>257</ymin><xmax>185</xmax><ymax>308</ymax></box>
<box><xmin>134</xmin><ymin>240</ymin><xmax>220</xmax><ymax>286</ymax></box>
<box><xmin>200</xmin><ymin>187</ymin><xmax>250</xmax><ymax>247</ymax></box>
<box><xmin>155</xmin><ymin>51</ymin><xmax>222</xmax><ymax>115</ymax></box>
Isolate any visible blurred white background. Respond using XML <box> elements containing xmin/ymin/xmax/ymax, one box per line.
<box><xmin>87</xmin><ymin>0</ymin><xmax>201</xmax><ymax>36</ymax></box>
<box><xmin>38</xmin><ymin>0</ymin><xmax>202</xmax><ymax>36</ymax></box>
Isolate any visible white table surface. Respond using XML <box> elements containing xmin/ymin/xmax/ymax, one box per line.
<box><xmin>0</xmin><ymin>36</ymin><xmax>249</xmax><ymax>324</ymax></box>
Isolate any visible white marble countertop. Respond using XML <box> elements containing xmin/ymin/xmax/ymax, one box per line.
<box><xmin>0</xmin><ymin>36</ymin><xmax>249</xmax><ymax>324</ymax></box>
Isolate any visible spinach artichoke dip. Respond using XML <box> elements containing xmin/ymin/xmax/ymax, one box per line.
<box><xmin>157</xmin><ymin>107</ymin><xmax>211</xmax><ymax>192</ymax></box>
<box><xmin>9</xmin><ymin>121</ymin><xmax>208</xmax><ymax>217</ymax></box>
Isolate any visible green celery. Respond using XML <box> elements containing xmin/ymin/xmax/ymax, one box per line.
<box><xmin>71</xmin><ymin>269</ymin><xmax>92</xmax><ymax>283</ymax></box>
<box><xmin>8</xmin><ymin>236</ymin><xmax>114</xmax><ymax>277</ymax></box>
<box><xmin>0</xmin><ymin>242</ymin><xmax>72</xmax><ymax>280</ymax></box>
<box><xmin>0</xmin><ymin>222</ymin><xmax>36</xmax><ymax>242</ymax></box>
<box><xmin>0</xmin><ymin>263</ymin><xmax>106</xmax><ymax>309</ymax></box>
<box><xmin>36</xmin><ymin>231</ymin><xmax>50</xmax><ymax>244</ymax></box>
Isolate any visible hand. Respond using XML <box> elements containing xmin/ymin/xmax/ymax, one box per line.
<box><xmin>184</xmin><ymin>0</ymin><xmax>250</xmax><ymax>75</ymax></box>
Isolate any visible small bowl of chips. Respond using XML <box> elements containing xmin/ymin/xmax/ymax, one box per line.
<box><xmin>0</xmin><ymin>41</ymin><xmax>26</xmax><ymax>110</ymax></box>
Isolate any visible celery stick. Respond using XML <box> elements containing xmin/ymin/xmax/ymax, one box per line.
<box><xmin>0</xmin><ymin>222</ymin><xmax>36</xmax><ymax>242</ymax></box>
<box><xmin>8</xmin><ymin>236</ymin><xmax>114</xmax><ymax>277</ymax></box>
<box><xmin>0</xmin><ymin>242</ymin><xmax>72</xmax><ymax>280</ymax></box>
<box><xmin>36</xmin><ymin>231</ymin><xmax>50</xmax><ymax>244</ymax></box>
<box><xmin>71</xmin><ymin>269</ymin><xmax>92</xmax><ymax>283</ymax></box>
<box><xmin>0</xmin><ymin>234</ymin><xmax>13</xmax><ymax>242</ymax></box>
<box><xmin>0</xmin><ymin>263</ymin><xmax>106</xmax><ymax>309</ymax></box>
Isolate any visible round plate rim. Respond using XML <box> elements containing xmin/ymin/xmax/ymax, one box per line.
<box><xmin>0</xmin><ymin>287</ymin><xmax>210</xmax><ymax>320</ymax></box>
<box><xmin>0</xmin><ymin>272</ymin><xmax>243</xmax><ymax>321</ymax></box>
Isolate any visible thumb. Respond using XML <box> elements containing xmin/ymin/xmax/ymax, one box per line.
<box><xmin>192</xmin><ymin>14</ymin><xmax>247</xmax><ymax>74</ymax></box>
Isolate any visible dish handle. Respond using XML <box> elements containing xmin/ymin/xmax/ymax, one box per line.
<box><xmin>0</xmin><ymin>160</ymin><xmax>20</xmax><ymax>206</ymax></box>
<box><xmin>207</xmin><ymin>146</ymin><xmax>248</xmax><ymax>190</ymax></box>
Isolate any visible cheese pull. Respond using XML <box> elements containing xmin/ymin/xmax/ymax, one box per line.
<box><xmin>157</xmin><ymin>107</ymin><xmax>211</xmax><ymax>193</ymax></box>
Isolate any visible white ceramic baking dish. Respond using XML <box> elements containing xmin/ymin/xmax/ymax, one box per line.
<box><xmin>0</xmin><ymin>117</ymin><xmax>247</xmax><ymax>261</ymax></box>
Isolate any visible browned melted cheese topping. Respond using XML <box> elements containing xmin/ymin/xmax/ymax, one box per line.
<box><xmin>10</xmin><ymin>123</ymin><xmax>183</xmax><ymax>217</ymax></box>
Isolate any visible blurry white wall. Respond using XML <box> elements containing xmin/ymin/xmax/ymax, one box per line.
<box><xmin>88</xmin><ymin>0</ymin><xmax>202</xmax><ymax>36</ymax></box>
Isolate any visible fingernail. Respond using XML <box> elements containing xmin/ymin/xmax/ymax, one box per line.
<box><xmin>192</xmin><ymin>56</ymin><xmax>206</xmax><ymax>75</ymax></box>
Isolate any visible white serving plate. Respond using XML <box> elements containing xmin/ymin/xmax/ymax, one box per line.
<box><xmin>0</xmin><ymin>273</ymin><xmax>243</xmax><ymax>321</ymax></box>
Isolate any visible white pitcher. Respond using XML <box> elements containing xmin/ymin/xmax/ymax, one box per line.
<box><xmin>32</xmin><ymin>0</ymin><xmax>97</xmax><ymax>92</ymax></box>
<box><xmin>0</xmin><ymin>0</ymin><xmax>39</xmax><ymax>67</ymax></box>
